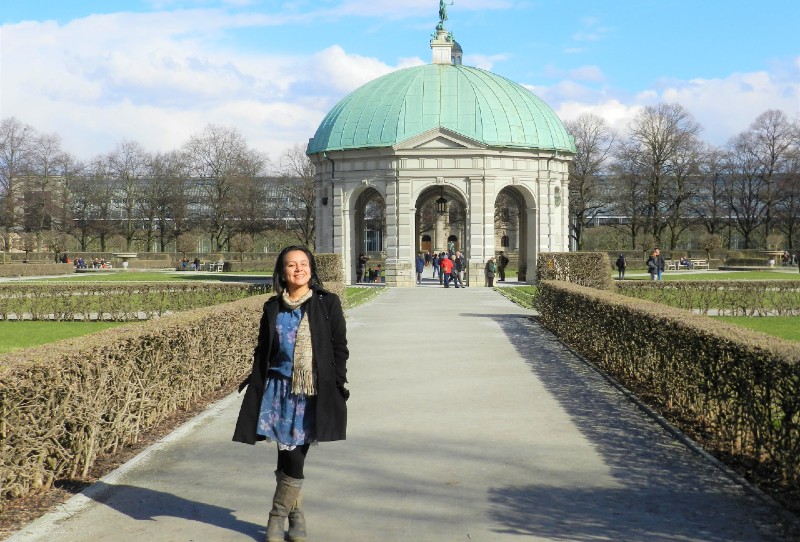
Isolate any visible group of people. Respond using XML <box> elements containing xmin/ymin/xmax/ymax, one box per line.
<box><xmin>428</xmin><ymin>251</ymin><xmax>467</xmax><ymax>288</ymax></box>
<box><xmin>355</xmin><ymin>253</ymin><xmax>382</xmax><ymax>283</ymax></box>
<box><xmin>178</xmin><ymin>257</ymin><xmax>203</xmax><ymax>271</ymax></box>
<box><xmin>361</xmin><ymin>249</ymin><xmax>511</xmax><ymax>287</ymax></box>
<box><xmin>615</xmin><ymin>249</ymin><xmax>677</xmax><ymax>281</ymax></box>
<box><xmin>73</xmin><ymin>257</ymin><xmax>111</xmax><ymax>269</ymax></box>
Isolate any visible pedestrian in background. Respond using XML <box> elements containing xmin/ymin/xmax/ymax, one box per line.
<box><xmin>233</xmin><ymin>246</ymin><xmax>350</xmax><ymax>542</ymax></box>
<box><xmin>485</xmin><ymin>257</ymin><xmax>497</xmax><ymax>287</ymax></box>
<box><xmin>615</xmin><ymin>254</ymin><xmax>627</xmax><ymax>280</ymax></box>
<box><xmin>415</xmin><ymin>252</ymin><xmax>425</xmax><ymax>285</ymax></box>
<box><xmin>497</xmin><ymin>251</ymin><xmax>509</xmax><ymax>281</ymax></box>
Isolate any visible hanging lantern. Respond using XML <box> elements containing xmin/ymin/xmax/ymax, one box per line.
<box><xmin>435</xmin><ymin>189</ymin><xmax>448</xmax><ymax>214</ymax></box>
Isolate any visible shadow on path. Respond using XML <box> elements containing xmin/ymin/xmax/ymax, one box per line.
<box><xmin>86</xmin><ymin>481</ymin><xmax>264</xmax><ymax>541</ymax></box>
<box><xmin>459</xmin><ymin>311</ymin><xmax>791</xmax><ymax>541</ymax></box>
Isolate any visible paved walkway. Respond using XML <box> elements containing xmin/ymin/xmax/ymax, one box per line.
<box><xmin>8</xmin><ymin>287</ymin><xmax>796</xmax><ymax>541</ymax></box>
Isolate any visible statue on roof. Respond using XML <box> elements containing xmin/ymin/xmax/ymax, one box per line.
<box><xmin>438</xmin><ymin>0</ymin><xmax>452</xmax><ymax>30</ymax></box>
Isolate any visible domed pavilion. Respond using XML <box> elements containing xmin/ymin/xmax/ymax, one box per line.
<box><xmin>306</xmin><ymin>8</ymin><xmax>575</xmax><ymax>286</ymax></box>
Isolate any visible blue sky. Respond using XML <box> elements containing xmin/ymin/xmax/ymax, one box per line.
<box><xmin>2</xmin><ymin>0</ymin><xmax>798</xmax><ymax>162</ymax></box>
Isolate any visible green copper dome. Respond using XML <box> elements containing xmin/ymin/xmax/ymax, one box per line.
<box><xmin>307</xmin><ymin>64</ymin><xmax>576</xmax><ymax>155</ymax></box>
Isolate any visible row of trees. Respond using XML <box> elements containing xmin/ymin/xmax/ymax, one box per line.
<box><xmin>566</xmin><ymin>106</ymin><xmax>800</xmax><ymax>251</ymax></box>
<box><xmin>0</xmin><ymin>120</ymin><xmax>316</xmax><ymax>255</ymax></box>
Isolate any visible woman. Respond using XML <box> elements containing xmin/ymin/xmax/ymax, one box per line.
<box><xmin>233</xmin><ymin>246</ymin><xmax>349</xmax><ymax>542</ymax></box>
<box><xmin>484</xmin><ymin>256</ymin><xmax>497</xmax><ymax>287</ymax></box>
<box><xmin>646</xmin><ymin>250</ymin><xmax>658</xmax><ymax>281</ymax></box>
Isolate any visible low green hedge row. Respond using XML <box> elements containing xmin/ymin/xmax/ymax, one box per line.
<box><xmin>537</xmin><ymin>252</ymin><xmax>613</xmax><ymax>290</ymax></box>
<box><xmin>0</xmin><ymin>263</ymin><xmax>74</xmax><ymax>278</ymax></box>
<box><xmin>536</xmin><ymin>280</ymin><xmax>800</xmax><ymax>506</ymax></box>
<box><xmin>616</xmin><ymin>280</ymin><xmax>800</xmax><ymax>316</ymax></box>
<box><xmin>0</xmin><ymin>294</ymin><xmax>269</xmax><ymax>506</ymax></box>
<box><xmin>0</xmin><ymin>283</ymin><xmax>267</xmax><ymax>321</ymax></box>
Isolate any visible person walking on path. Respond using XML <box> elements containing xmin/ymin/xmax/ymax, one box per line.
<box><xmin>615</xmin><ymin>254</ymin><xmax>627</xmax><ymax>280</ymax></box>
<box><xmin>451</xmin><ymin>252</ymin><xmax>465</xmax><ymax>288</ymax></box>
<box><xmin>356</xmin><ymin>253</ymin><xmax>368</xmax><ymax>283</ymax></box>
<box><xmin>497</xmin><ymin>251</ymin><xmax>509</xmax><ymax>281</ymax></box>
<box><xmin>440</xmin><ymin>254</ymin><xmax>454</xmax><ymax>288</ymax></box>
<box><xmin>233</xmin><ymin>245</ymin><xmax>350</xmax><ymax>542</ymax></box>
<box><xmin>484</xmin><ymin>257</ymin><xmax>497</xmax><ymax>287</ymax></box>
<box><xmin>415</xmin><ymin>252</ymin><xmax>425</xmax><ymax>285</ymax></box>
<box><xmin>432</xmin><ymin>253</ymin><xmax>440</xmax><ymax>279</ymax></box>
<box><xmin>646</xmin><ymin>249</ymin><xmax>659</xmax><ymax>281</ymax></box>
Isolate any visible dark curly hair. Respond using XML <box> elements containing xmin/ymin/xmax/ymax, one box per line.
<box><xmin>272</xmin><ymin>245</ymin><xmax>322</xmax><ymax>297</ymax></box>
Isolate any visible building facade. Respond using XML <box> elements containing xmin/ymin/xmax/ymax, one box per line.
<box><xmin>307</xmin><ymin>20</ymin><xmax>575</xmax><ymax>286</ymax></box>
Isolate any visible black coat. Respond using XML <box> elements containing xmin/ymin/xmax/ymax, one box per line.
<box><xmin>232</xmin><ymin>286</ymin><xmax>349</xmax><ymax>445</ymax></box>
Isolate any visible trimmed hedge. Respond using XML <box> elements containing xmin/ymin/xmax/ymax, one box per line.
<box><xmin>0</xmin><ymin>283</ymin><xmax>266</xmax><ymax>321</ymax></box>
<box><xmin>0</xmin><ymin>294</ymin><xmax>269</xmax><ymax>505</ymax></box>
<box><xmin>536</xmin><ymin>252</ymin><xmax>613</xmax><ymax>290</ymax></box>
<box><xmin>0</xmin><ymin>263</ymin><xmax>74</xmax><ymax>278</ymax></box>
<box><xmin>536</xmin><ymin>280</ymin><xmax>800</xmax><ymax>507</ymax></box>
<box><xmin>616</xmin><ymin>280</ymin><xmax>800</xmax><ymax>316</ymax></box>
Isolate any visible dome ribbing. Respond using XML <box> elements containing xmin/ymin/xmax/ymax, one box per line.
<box><xmin>307</xmin><ymin>64</ymin><xmax>575</xmax><ymax>155</ymax></box>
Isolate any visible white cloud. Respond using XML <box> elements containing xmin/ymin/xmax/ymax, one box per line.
<box><xmin>568</xmin><ymin>65</ymin><xmax>605</xmax><ymax>83</ymax></box>
<box><xmin>465</xmin><ymin>53</ymin><xmax>509</xmax><ymax>71</ymax></box>
<box><xmin>0</xmin><ymin>11</ymin><xmax>421</xmax><ymax>161</ymax></box>
<box><xmin>525</xmin><ymin>60</ymin><xmax>800</xmax><ymax>146</ymax></box>
<box><xmin>2</xmin><ymin>6</ymin><xmax>796</xmax><ymax>166</ymax></box>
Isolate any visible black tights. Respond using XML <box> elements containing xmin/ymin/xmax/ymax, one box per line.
<box><xmin>276</xmin><ymin>444</ymin><xmax>310</xmax><ymax>479</ymax></box>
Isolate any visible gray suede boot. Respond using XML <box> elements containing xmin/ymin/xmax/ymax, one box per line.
<box><xmin>287</xmin><ymin>491</ymin><xmax>307</xmax><ymax>542</ymax></box>
<box><xmin>266</xmin><ymin>472</ymin><xmax>303</xmax><ymax>542</ymax></box>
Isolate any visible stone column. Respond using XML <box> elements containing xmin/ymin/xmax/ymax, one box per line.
<box><xmin>468</xmin><ymin>175</ymin><xmax>494</xmax><ymax>287</ymax></box>
<box><xmin>384</xmin><ymin>177</ymin><xmax>414</xmax><ymax>287</ymax></box>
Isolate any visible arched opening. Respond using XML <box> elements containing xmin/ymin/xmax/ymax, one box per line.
<box><xmin>351</xmin><ymin>188</ymin><xmax>386</xmax><ymax>282</ymax></box>
<box><xmin>495</xmin><ymin>188</ymin><xmax>528</xmax><ymax>280</ymax></box>
<box><xmin>415</xmin><ymin>186</ymin><xmax>466</xmax><ymax>257</ymax></box>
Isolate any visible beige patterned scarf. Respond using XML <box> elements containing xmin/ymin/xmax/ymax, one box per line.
<box><xmin>281</xmin><ymin>289</ymin><xmax>316</xmax><ymax>396</ymax></box>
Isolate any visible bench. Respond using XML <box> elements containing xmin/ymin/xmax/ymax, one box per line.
<box><xmin>690</xmin><ymin>259</ymin><xmax>709</xmax><ymax>270</ymax></box>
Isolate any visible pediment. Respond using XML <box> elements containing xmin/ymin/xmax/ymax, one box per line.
<box><xmin>394</xmin><ymin>128</ymin><xmax>486</xmax><ymax>151</ymax></box>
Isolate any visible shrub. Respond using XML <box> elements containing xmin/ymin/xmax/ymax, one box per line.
<box><xmin>536</xmin><ymin>252</ymin><xmax>613</xmax><ymax>290</ymax></box>
<box><xmin>0</xmin><ymin>263</ymin><xmax>73</xmax><ymax>278</ymax></box>
<box><xmin>0</xmin><ymin>294</ymin><xmax>269</xmax><ymax>505</ymax></box>
<box><xmin>616</xmin><ymin>280</ymin><xmax>800</xmax><ymax>316</ymax></box>
<box><xmin>536</xmin><ymin>280</ymin><xmax>800</xmax><ymax>507</ymax></box>
<box><xmin>0</xmin><ymin>283</ymin><xmax>267</xmax><ymax>321</ymax></box>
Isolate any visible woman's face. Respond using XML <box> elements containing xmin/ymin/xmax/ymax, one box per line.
<box><xmin>283</xmin><ymin>250</ymin><xmax>311</xmax><ymax>292</ymax></box>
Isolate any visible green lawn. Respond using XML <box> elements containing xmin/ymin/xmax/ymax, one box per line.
<box><xmin>345</xmin><ymin>286</ymin><xmax>385</xmax><ymax>308</ymax></box>
<box><xmin>714</xmin><ymin>316</ymin><xmax>800</xmax><ymax>342</ymax></box>
<box><xmin>496</xmin><ymin>285</ymin><xmax>538</xmax><ymax>309</ymax></box>
<box><xmin>623</xmin><ymin>270</ymin><xmax>800</xmax><ymax>281</ymax></box>
<box><xmin>0</xmin><ymin>321</ymin><xmax>131</xmax><ymax>354</ymax></box>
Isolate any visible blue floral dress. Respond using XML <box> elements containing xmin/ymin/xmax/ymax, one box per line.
<box><xmin>256</xmin><ymin>306</ymin><xmax>317</xmax><ymax>449</ymax></box>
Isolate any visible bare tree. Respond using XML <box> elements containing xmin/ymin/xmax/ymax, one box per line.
<box><xmin>661</xmin><ymin>141</ymin><xmax>701</xmax><ymax>249</ymax></box>
<box><xmin>607</xmin><ymin>155</ymin><xmax>647</xmax><ymax>250</ymax></box>
<box><xmin>85</xmin><ymin>156</ymin><xmax>117</xmax><ymax>251</ymax></box>
<box><xmin>564</xmin><ymin>113</ymin><xmax>616</xmax><ymax>249</ymax></box>
<box><xmin>275</xmin><ymin>144</ymin><xmax>316</xmax><ymax>248</ymax></box>
<box><xmin>138</xmin><ymin>151</ymin><xmax>190</xmax><ymax>252</ymax></box>
<box><xmin>183</xmin><ymin>125</ymin><xmax>267</xmax><ymax>251</ymax></box>
<box><xmin>724</xmin><ymin>133</ymin><xmax>769</xmax><ymax>249</ymax></box>
<box><xmin>108</xmin><ymin>140</ymin><xmax>149</xmax><ymax>250</ymax></box>
<box><xmin>774</xmin><ymin>145</ymin><xmax>800</xmax><ymax>250</ymax></box>
<box><xmin>622</xmin><ymin>103</ymin><xmax>702</xmax><ymax>246</ymax></box>
<box><xmin>26</xmin><ymin>132</ymin><xmax>66</xmax><ymax>250</ymax></box>
<box><xmin>690</xmin><ymin>146</ymin><xmax>729</xmax><ymax>241</ymax></box>
<box><xmin>0</xmin><ymin>117</ymin><xmax>34</xmax><ymax>258</ymax></box>
<box><xmin>738</xmin><ymin>110</ymin><xmax>796</xmax><ymax>238</ymax></box>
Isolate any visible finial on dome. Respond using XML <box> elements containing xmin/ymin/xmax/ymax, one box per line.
<box><xmin>431</xmin><ymin>1</ymin><xmax>460</xmax><ymax>65</ymax></box>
